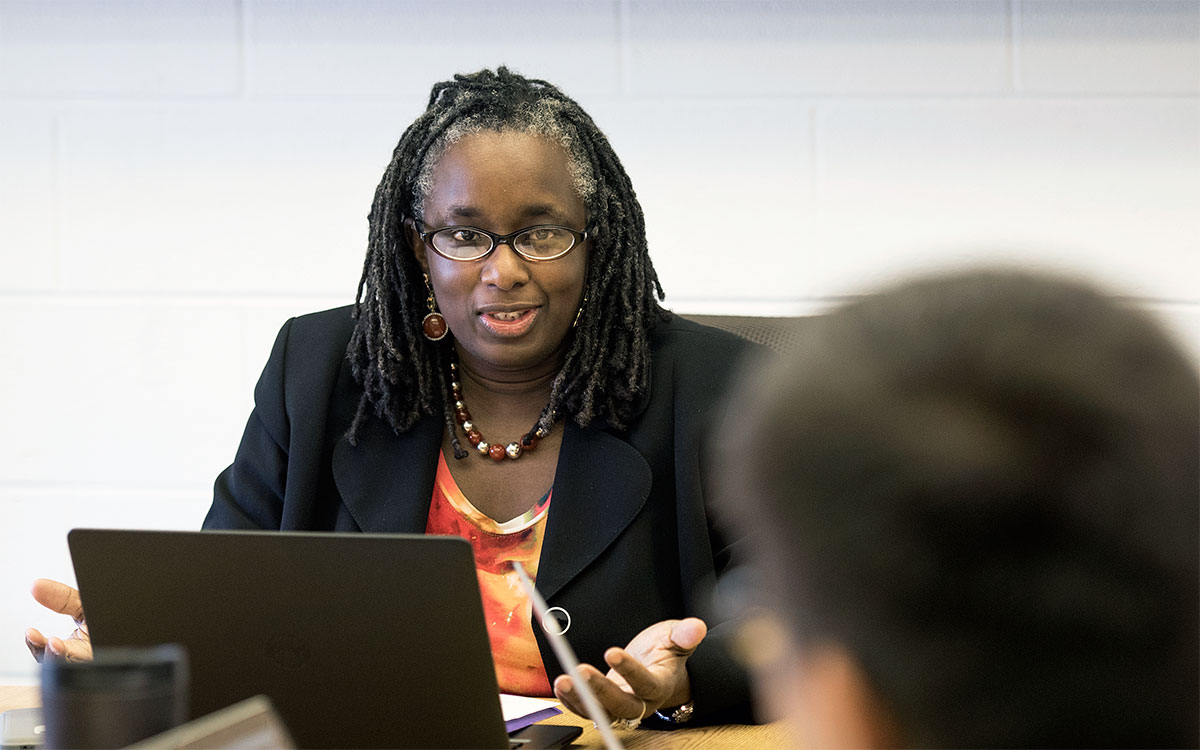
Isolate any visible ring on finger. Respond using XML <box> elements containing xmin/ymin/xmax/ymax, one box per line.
<box><xmin>609</xmin><ymin>697</ymin><xmax>647</xmax><ymax>731</ymax></box>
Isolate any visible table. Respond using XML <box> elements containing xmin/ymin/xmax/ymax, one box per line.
<box><xmin>0</xmin><ymin>685</ymin><xmax>36</xmax><ymax>711</ymax></box>
<box><xmin>1</xmin><ymin>685</ymin><xmax>793</xmax><ymax>749</ymax></box>
<box><xmin>541</xmin><ymin>711</ymin><xmax>794</xmax><ymax>748</ymax></box>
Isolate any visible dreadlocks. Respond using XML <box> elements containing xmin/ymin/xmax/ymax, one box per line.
<box><xmin>347</xmin><ymin>67</ymin><xmax>670</xmax><ymax>453</ymax></box>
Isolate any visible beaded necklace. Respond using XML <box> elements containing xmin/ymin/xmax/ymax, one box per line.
<box><xmin>448</xmin><ymin>360</ymin><xmax>553</xmax><ymax>462</ymax></box>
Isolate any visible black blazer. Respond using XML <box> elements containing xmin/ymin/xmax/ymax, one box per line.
<box><xmin>204</xmin><ymin>306</ymin><xmax>757</xmax><ymax>724</ymax></box>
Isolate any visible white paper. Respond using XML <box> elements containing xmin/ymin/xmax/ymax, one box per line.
<box><xmin>499</xmin><ymin>694</ymin><xmax>561</xmax><ymax>723</ymax></box>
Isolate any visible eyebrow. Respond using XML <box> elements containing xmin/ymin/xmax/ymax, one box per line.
<box><xmin>444</xmin><ymin>205</ymin><xmax>482</xmax><ymax>220</ymax></box>
<box><xmin>443</xmin><ymin>203</ymin><xmax>572</xmax><ymax>225</ymax></box>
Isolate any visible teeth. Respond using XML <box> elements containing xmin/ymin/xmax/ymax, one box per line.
<box><xmin>490</xmin><ymin>310</ymin><xmax>524</xmax><ymax>321</ymax></box>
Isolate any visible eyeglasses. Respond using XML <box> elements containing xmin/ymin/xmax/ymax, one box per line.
<box><xmin>413</xmin><ymin>220</ymin><xmax>588</xmax><ymax>262</ymax></box>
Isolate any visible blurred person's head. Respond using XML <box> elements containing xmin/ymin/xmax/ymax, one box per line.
<box><xmin>718</xmin><ymin>268</ymin><xmax>1199</xmax><ymax>747</ymax></box>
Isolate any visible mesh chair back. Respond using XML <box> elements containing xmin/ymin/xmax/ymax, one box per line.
<box><xmin>681</xmin><ymin>314</ymin><xmax>807</xmax><ymax>355</ymax></box>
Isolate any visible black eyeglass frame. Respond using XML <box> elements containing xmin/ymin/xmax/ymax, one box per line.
<box><xmin>412</xmin><ymin>219</ymin><xmax>589</xmax><ymax>262</ymax></box>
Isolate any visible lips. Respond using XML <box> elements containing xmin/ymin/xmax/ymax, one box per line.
<box><xmin>478</xmin><ymin>306</ymin><xmax>539</xmax><ymax>337</ymax></box>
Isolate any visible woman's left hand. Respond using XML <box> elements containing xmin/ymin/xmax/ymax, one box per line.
<box><xmin>553</xmin><ymin>617</ymin><xmax>705</xmax><ymax>725</ymax></box>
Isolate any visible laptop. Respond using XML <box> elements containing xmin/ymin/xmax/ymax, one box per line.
<box><xmin>68</xmin><ymin>529</ymin><xmax>577</xmax><ymax>749</ymax></box>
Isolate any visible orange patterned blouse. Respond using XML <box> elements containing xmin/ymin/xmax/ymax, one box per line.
<box><xmin>424</xmin><ymin>451</ymin><xmax>554</xmax><ymax>696</ymax></box>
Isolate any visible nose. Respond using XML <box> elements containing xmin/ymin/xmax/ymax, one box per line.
<box><xmin>479</xmin><ymin>241</ymin><xmax>530</xmax><ymax>290</ymax></box>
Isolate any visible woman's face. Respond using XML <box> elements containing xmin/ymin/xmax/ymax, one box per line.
<box><xmin>412</xmin><ymin>131</ymin><xmax>589</xmax><ymax>381</ymax></box>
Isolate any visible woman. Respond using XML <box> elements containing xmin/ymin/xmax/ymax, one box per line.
<box><xmin>27</xmin><ymin>68</ymin><xmax>755</xmax><ymax>728</ymax></box>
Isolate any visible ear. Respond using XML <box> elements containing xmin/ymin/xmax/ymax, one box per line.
<box><xmin>406</xmin><ymin>218</ymin><xmax>430</xmax><ymax>273</ymax></box>
<box><xmin>784</xmin><ymin>643</ymin><xmax>900</xmax><ymax>749</ymax></box>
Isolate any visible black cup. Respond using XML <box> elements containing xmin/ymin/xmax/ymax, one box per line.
<box><xmin>40</xmin><ymin>644</ymin><xmax>188</xmax><ymax>750</ymax></box>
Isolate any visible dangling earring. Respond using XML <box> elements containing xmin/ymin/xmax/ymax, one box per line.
<box><xmin>573</xmin><ymin>296</ymin><xmax>587</xmax><ymax>329</ymax></box>
<box><xmin>422</xmin><ymin>273</ymin><xmax>448</xmax><ymax>341</ymax></box>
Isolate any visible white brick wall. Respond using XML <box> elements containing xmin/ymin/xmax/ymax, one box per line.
<box><xmin>2</xmin><ymin>0</ymin><xmax>1197</xmax><ymax>682</ymax></box>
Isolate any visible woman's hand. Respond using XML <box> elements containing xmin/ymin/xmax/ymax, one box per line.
<box><xmin>25</xmin><ymin>579</ymin><xmax>92</xmax><ymax>663</ymax></box>
<box><xmin>553</xmin><ymin>617</ymin><xmax>705</xmax><ymax>726</ymax></box>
